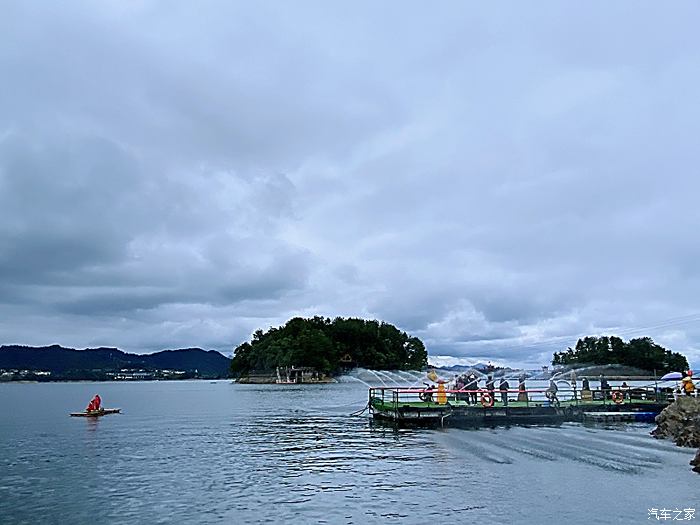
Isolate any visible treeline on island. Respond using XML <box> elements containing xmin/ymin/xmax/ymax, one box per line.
<box><xmin>552</xmin><ymin>336</ymin><xmax>689</xmax><ymax>373</ymax></box>
<box><xmin>230</xmin><ymin>316</ymin><xmax>428</xmax><ymax>377</ymax></box>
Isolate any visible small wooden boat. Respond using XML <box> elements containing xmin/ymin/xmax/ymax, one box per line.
<box><xmin>70</xmin><ymin>408</ymin><xmax>121</xmax><ymax>417</ymax></box>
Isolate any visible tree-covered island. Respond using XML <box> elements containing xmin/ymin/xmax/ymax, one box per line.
<box><xmin>230</xmin><ymin>317</ymin><xmax>428</xmax><ymax>380</ymax></box>
<box><xmin>552</xmin><ymin>335</ymin><xmax>689</xmax><ymax>373</ymax></box>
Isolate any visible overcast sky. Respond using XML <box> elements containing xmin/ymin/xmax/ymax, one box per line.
<box><xmin>1</xmin><ymin>2</ymin><xmax>699</xmax><ymax>367</ymax></box>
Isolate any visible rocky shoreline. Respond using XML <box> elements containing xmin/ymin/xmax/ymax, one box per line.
<box><xmin>651</xmin><ymin>397</ymin><xmax>700</xmax><ymax>473</ymax></box>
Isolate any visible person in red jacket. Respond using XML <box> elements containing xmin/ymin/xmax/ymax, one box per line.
<box><xmin>86</xmin><ymin>394</ymin><xmax>101</xmax><ymax>412</ymax></box>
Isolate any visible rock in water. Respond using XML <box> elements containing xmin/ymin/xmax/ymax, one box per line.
<box><xmin>692</xmin><ymin>449</ymin><xmax>700</xmax><ymax>474</ymax></box>
<box><xmin>651</xmin><ymin>397</ymin><xmax>700</xmax><ymax>473</ymax></box>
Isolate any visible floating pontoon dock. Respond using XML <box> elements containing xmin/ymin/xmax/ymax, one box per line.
<box><xmin>368</xmin><ymin>386</ymin><xmax>669</xmax><ymax>428</ymax></box>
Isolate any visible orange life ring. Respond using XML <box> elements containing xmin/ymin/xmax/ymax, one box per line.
<box><xmin>480</xmin><ymin>392</ymin><xmax>494</xmax><ymax>408</ymax></box>
<box><xmin>611</xmin><ymin>391</ymin><xmax>624</xmax><ymax>404</ymax></box>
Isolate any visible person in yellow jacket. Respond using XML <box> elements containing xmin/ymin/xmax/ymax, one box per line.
<box><xmin>682</xmin><ymin>376</ymin><xmax>696</xmax><ymax>396</ymax></box>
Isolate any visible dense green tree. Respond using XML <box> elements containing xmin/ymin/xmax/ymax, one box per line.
<box><xmin>552</xmin><ymin>335</ymin><xmax>689</xmax><ymax>373</ymax></box>
<box><xmin>230</xmin><ymin>317</ymin><xmax>428</xmax><ymax>377</ymax></box>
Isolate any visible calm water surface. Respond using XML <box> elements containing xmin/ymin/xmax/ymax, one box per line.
<box><xmin>0</xmin><ymin>380</ymin><xmax>697</xmax><ymax>524</ymax></box>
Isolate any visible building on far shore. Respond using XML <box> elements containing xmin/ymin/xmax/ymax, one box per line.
<box><xmin>114</xmin><ymin>369</ymin><xmax>154</xmax><ymax>380</ymax></box>
<box><xmin>339</xmin><ymin>353</ymin><xmax>356</xmax><ymax>372</ymax></box>
<box><xmin>111</xmin><ymin>369</ymin><xmax>190</xmax><ymax>380</ymax></box>
<box><xmin>0</xmin><ymin>369</ymin><xmax>52</xmax><ymax>381</ymax></box>
<box><xmin>276</xmin><ymin>366</ymin><xmax>329</xmax><ymax>384</ymax></box>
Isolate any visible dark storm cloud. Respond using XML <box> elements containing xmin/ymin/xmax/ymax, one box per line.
<box><xmin>1</xmin><ymin>1</ymin><xmax>700</xmax><ymax>366</ymax></box>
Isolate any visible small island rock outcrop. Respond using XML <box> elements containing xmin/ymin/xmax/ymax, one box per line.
<box><xmin>231</xmin><ymin>316</ymin><xmax>428</xmax><ymax>382</ymax></box>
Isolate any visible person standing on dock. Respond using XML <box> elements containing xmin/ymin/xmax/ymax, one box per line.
<box><xmin>600</xmin><ymin>376</ymin><xmax>611</xmax><ymax>400</ymax></box>
<box><xmin>517</xmin><ymin>376</ymin><xmax>528</xmax><ymax>403</ymax></box>
<box><xmin>466</xmin><ymin>374</ymin><xmax>478</xmax><ymax>405</ymax></box>
<box><xmin>682</xmin><ymin>375</ymin><xmax>696</xmax><ymax>396</ymax></box>
<box><xmin>454</xmin><ymin>375</ymin><xmax>465</xmax><ymax>402</ymax></box>
<box><xmin>546</xmin><ymin>380</ymin><xmax>559</xmax><ymax>406</ymax></box>
<box><xmin>499</xmin><ymin>378</ymin><xmax>509</xmax><ymax>406</ymax></box>
<box><xmin>620</xmin><ymin>381</ymin><xmax>630</xmax><ymax>400</ymax></box>
<box><xmin>420</xmin><ymin>383</ymin><xmax>434</xmax><ymax>402</ymax></box>
<box><xmin>580</xmin><ymin>377</ymin><xmax>592</xmax><ymax>401</ymax></box>
<box><xmin>486</xmin><ymin>375</ymin><xmax>495</xmax><ymax>403</ymax></box>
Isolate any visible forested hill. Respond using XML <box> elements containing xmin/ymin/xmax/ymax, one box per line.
<box><xmin>0</xmin><ymin>345</ymin><xmax>231</xmax><ymax>378</ymax></box>
<box><xmin>230</xmin><ymin>317</ymin><xmax>428</xmax><ymax>376</ymax></box>
<box><xmin>552</xmin><ymin>336</ymin><xmax>689</xmax><ymax>373</ymax></box>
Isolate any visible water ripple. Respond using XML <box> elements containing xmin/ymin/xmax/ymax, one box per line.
<box><xmin>0</xmin><ymin>381</ymin><xmax>697</xmax><ymax>524</ymax></box>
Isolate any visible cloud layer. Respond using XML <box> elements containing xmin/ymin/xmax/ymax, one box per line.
<box><xmin>2</xmin><ymin>1</ymin><xmax>700</xmax><ymax>366</ymax></box>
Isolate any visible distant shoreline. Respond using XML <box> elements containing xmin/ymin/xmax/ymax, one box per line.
<box><xmin>0</xmin><ymin>377</ymin><xmax>229</xmax><ymax>384</ymax></box>
<box><xmin>234</xmin><ymin>377</ymin><xmax>336</xmax><ymax>384</ymax></box>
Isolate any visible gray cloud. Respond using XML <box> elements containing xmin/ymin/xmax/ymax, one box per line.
<box><xmin>1</xmin><ymin>1</ymin><xmax>700</xmax><ymax>367</ymax></box>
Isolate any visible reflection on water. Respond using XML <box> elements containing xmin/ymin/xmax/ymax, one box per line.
<box><xmin>0</xmin><ymin>381</ymin><xmax>697</xmax><ymax>524</ymax></box>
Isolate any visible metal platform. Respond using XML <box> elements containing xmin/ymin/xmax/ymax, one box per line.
<box><xmin>368</xmin><ymin>386</ymin><xmax>669</xmax><ymax>428</ymax></box>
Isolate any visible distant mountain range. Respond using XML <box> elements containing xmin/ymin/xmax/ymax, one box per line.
<box><xmin>0</xmin><ymin>345</ymin><xmax>231</xmax><ymax>380</ymax></box>
<box><xmin>431</xmin><ymin>363</ymin><xmax>549</xmax><ymax>378</ymax></box>
<box><xmin>432</xmin><ymin>363</ymin><xmax>491</xmax><ymax>372</ymax></box>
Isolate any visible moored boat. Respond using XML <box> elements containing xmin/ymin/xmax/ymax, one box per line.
<box><xmin>70</xmin><ymin>408</ymin><xmax>121</xmax><ymax>417</ymax></box>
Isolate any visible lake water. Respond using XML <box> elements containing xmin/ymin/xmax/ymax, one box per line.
<box><xmin>0</xmin><ymin>380</ymin><xmax>697</xmax><ymax>524</ymax></box>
